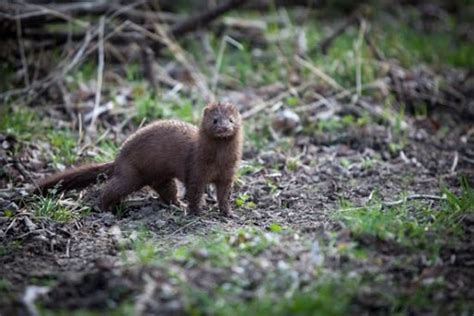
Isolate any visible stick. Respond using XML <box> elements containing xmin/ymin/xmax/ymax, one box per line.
<box><xmin>153</xmin><ymin>22</ymin><xmax>213</xmax><ymax>101</ymax></box>
<box><xmin>450</xmin><ymin>151</ymin><xmax>459</xmax><ymax>174</ymax></box>
<box><xmin>295</xmin><ymin>56</ymin><xmax>346</xmax><ymax>92</ymax></box>
<box><xmin>314</xmin><ymin>13</ymin><xmax>360</xmax><ymax>55</ymax></box>
<box><xmin>170</xmin><ymin>0</ymin><xmax>248</xmax><ymax>37</ymax></box>
<box><xmin>88</xmin><ymin>17</ymin><xmax>105</xmax><ymax>132</ymax></box>
<box><xmin>168</xmin><ymin>218</ymin><xmax>201</xmax><ymax>237</ymax></box>
<box><xmin>354</xmin><ymin>19</ymin><xmax>367</xmax><ymax>97</ymax></box>
<box><xmin>338</xmin><ymin>194</ymin><xmax>447</xmax><ymax>212</ymax></box>
<box><xmin>382</xmin><ymin>194</ymin><xmax>446</xmax><ymax>207</ymax></box>
<box><xmin>212</xmin><ymin>35</ymin><xmax>243</xmax><ymax>93</ymax></box>
<box><xmin>16</xmin><ymin>10</ymin><xmax>30</xmax><ymax>87</ymax></box>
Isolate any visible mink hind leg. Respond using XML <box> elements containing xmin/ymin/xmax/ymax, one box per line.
<box><xmin>100</xmin><ymin>175</ymin><xmax>144</xmax><ymax>212</ymax></box>
<box><xmin>151</xmin><ymin>179</ymin><xmax>179</xmax><ymax>205</ymax></box>
<box><xmin>184</xmin><ymin>179</ymin><xmax>206</xmax><ymax>215</ymax></box>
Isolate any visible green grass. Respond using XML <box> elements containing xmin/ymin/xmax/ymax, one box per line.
<box><xmin>301</xmin><ymin>112</ymin><xmax>373</xmax><ymax>137</ymax></box>
<box><xmin>133</xmin><ymin>91</ymin><xmax>200</xmax><ymax>125</ymax></box>
<box><xmin>121</xmin><ymin>226</ymin><xmax>279</xmax><ymax>268</ymax></box>
<box><xmin>67</xmin><ymin>60</ymin><xmax>97</xmax><ymax>87</ymax></box>
<box><xmin>47</xmin><ymin>129</ymin><xmax>78</xmax><ymax>165</ymax></box>
<box><xmin>121</xmin><ymin>227</ymin><xmax>160</xmax><ymax>265</ymax></box>
<box><xmin>125</xmin><ymin>63</ymin><xmax>141</xmax><ymax>82</ymax></box>
<box><xmin>0</xmin><ymin>278</ymin><xmax>12</xmax><ymax>294</ymax></box>
<box><xmin>32</xmin><ymin>193</ymin><xmax>90</xmax><ymax>222</ymax></box>
<box><xmin>334</xmin><ymin>181</ymin><xmax>473</xmax><ymax>257</ymax></box>
<box><xmin>235</xmin><ymin>159</ymin><xmax>263</xmax><ymax>184</ymax></box>
<box><xmin>166</xmin><ymin>227</ymin><xmax>359</xmax><ymax>316</ymax></box>
<box><xmin>0</xmin><ymin>107</ymin><xmax>37</xmax><ymax>140</ymax></box>
<box><xmin>39</xmin><ymin>303</ymin><xmax>135</xmax><ymax>316</ymax></box>
<box><xmin>375</xmin><ymin>21</ymin><xmax>474</xmax><ymax>68</ymax></box>
<box><xmin>0</xmin><ymin>105</ymin><xmax>81</xmax><ymax>165</ymax></box>
<box><xmin>234</xmin><ymin>193</ymin><xmax>256</xmax><ymax>209</ymax></box>
<box><xmin>183</xmin><ymin>273</ymin><xmax>359</xmax><ymax>316</ymax></box>
<box><xmin>244</xmin><ymin>123</ymin><xmax>271</xmax><ymax>151</ymax></box>
<box><xmin>303</xmin><ymin>18</ymin><xmax>380</xmax><ymax>89</ymax></box>
<box><xmin>94</xmin><ymin>139</ymin><xmax>119</xmax><ymax>163</ymax></box>
<box><xmin>285</xmin><ymin>157</ymin><xmax>300</xmax><ymax>172</ymax></box>
<box><xmin>0</xmin><ymin>241</ymin><xmax>22</xmax><ymax>257</ymax></box>
<box><xmin>29</xmin><ymin>276</ymin><xmax>58</xmax><ymax>288</ymax></box>
<box><xmin>173</xmin><ymin>227</ymin><xmax>276</xmax><ymax>267</ymax></box>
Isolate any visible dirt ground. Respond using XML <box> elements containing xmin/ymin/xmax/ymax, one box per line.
<box><xmin>1</xmin><ymin>88</ymin><xmax>473</xmax><ymax>314</ymax></box>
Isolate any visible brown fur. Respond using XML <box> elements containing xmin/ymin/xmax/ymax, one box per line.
<box><xmin>37</xmin><ymin>102</ymin><xmax>243</xmax><ymax>216</ymax></box>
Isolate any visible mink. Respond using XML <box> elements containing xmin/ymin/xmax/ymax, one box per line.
<box><xmin>37</xmin><ymin>102</ymin><xmax>243</xmax><ymax>216</ymax></box>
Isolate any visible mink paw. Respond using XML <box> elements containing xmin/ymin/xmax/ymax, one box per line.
<box><xmin>187</xmin><ymin>207</ymin><xmax>201</xmax><ymax>216</ymax></box>
<box><xmin>220</xmin><ymin>210</ymin><xmax>237</xmax><ymax>219</ymax></box>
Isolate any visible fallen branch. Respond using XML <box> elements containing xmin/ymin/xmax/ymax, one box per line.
<box><xmin>295</xmin><ymin>56</ymin><xmax>346</xmax><ymax>92</ymax></box>
<box><xmin>312</xmin><ymin>13</ymin><xmax>360</xmax><ymax>55</ymax></box>
<box><xmin>339</xmin><ymin>194</ymin><xmax>447</xmax><ymax>213</ymax></box>
<box><xmin>381</xmin><ymin>194</ymin><xmax>446</xmax><ymax>207</ymax></box>
<box><xmin>88</xmin><ymin>16</ymin><xmax>105</xmax><ymax>132</ymax></box>
<box><xmin>170</xmin><ymin>0</ymin><xmax>249</xmax><ymax>37</ymax></box>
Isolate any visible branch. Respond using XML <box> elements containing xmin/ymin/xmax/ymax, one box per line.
<box><xmin>170</xmin><ymin>0</ymin><xmax>249</xmax><ymax>37</ymax></box>
<box><xmin>381</xmin><ymin>194</ymin><xmax>447</xmax><ymax>207</ymax></box>
<box><xmin>313</xmin><ymin>13</ymin><xmax>360</xmax><ymax>55</ymax></box>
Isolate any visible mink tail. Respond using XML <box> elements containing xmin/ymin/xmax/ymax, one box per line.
<box><xmin>36</xmin><ymin>162</ymin><xmax>114</xmax><ymax>195</ymax></box>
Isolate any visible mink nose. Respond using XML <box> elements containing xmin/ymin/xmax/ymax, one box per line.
<box><xmin>216</xmin><ymin>124</ymin><xmax>231</xmax><ymax>133</ymax></box>
<box><xmin>217</xmin><ymin>126</ymin><xmax>230</xmax><ymax>133</ymax></box>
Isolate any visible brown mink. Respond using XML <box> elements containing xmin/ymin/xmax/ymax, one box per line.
<box><xmin>37</xmin><ymin>102</ymin><xmax>243</xmax><ymax>216</ymax></box>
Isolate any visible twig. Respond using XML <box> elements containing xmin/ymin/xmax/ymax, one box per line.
<box><xmin>16</xmin><ymin>10</ymin><xmax>30</xmax><ymax>87</ymax></box>
<box><xmin>382</xmin><ymin>194</ymin><xmax>446</xmax><ymax>207</ymax></box>
<box><xmin>57</xmin><ymin>81</ymin><xmax>76</xmax><ymax>123</ymax></box>
<box><xmin>313</xmin><ymin>13</ymin><xmax>360</xmax><ymax>55</ymax></box>
<box><xmin>0</xmin><ymin>19</ymin><xmax>131</xmax><ymax>103</ymax></box>
<box><xmin>212</xmin><ymin>35</ymin><xmax>243</xmax><ymax>93</ymax></box>
<box><xmin>141</xmin><ymin>47</ymin><xmax>157</xmax><ymax>93</ymax></box>
<box><xmin>364</xmin><ymin>30</ymin><xmax>409</xmax><ymax>108</ymax></box>
<box><xmin>22</xmin><ymin>286</ymin><xmax>50</xmax><ymax>316</ymax></box>
<box><xmin>354</xmin><ymin>19</ymin><xmax>367</xmax><ymax>97</ymax></box>
<box><xmin>450</xmin><ymin>151</ymin><xmax>459</xmax><ymax>173</ymax></box>
<box><xmin>168</xmin><ymin>218</ymin><xmax>201</xmax><ymax>237</ymax></box>
<box><xmin>153</xmin><ymin>22</ymin><xmax>214</xmax><ymax>101</ymax></box>
<box><xmin>8</xmin><ymin>1</ymin><xmax>90</xmax><ymax>28</ymax></box>
<box><xmin>15</xmin><ymin>229</ymin><xmax>47</xmax><ymax>240</ymax></box>
<box><xmin>66</xmin><ymin>238</ymin><xmax>71</xmax><ymax>258</ymax></box>
<box><xmin>338</xmin><ymin>194</ymin><xmax>447</xmax><ymax>212</ymax></box>
<box><xmin>88</xmin><ymin>16</ymin><xmax>105</xmax><ymax>132</ymax></box>
<box><xmin>77</xmin><ymin>113</ymin><xmax>84</xmax><ymax>150</ymax></box>
<box><xmin>4</xmin><ymin>218</ymin><xmax>18</xmax><ymax>236</ymax></box>
<box><xmin>295</xmin><ymin>56</ymin><xmax>346</xmax><ymax>92</ymax></box>
<box><xmin>461</xmin><ymin>155</ymin><xmax>474</xmax><ymax>164</ymax></box>
<box><xmin>241</xmin><ymin>82</ymin><xmax>311</xmax><ymax>119</ymax></box>
<box><xmin>13</xmin><ymin>159</ymin><xmax>40</xmax><ymax>192</ymax></box>
<box><xmin>170</xmin><ymin>0</ymin><xmax>249</xmax><ymax>37</ymax></box>
<box><xmin>0</xmin><ymin>29</ymin><xmax>94</xmax><ymax>102</ymax></box>
<box><xmin>78</xmin><ymin>127</ymin><xmax>111</xmax><ymax>156</ymax></box>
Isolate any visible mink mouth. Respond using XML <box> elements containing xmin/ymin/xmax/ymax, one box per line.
<box><xmin>214</xmin><ymin>130</ymin><xmax>235</xmax><ymax>138</ymax></box>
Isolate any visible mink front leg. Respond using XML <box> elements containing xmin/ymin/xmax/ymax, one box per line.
<box><xmin>216</xmin><ymin>180</ymin><xmax>233</xmax><ymax>216</ymax></box>
<box><xmin>185</xmin><ymin>179</ymin><xmax>205</xmax><ymax>215</ymax></box>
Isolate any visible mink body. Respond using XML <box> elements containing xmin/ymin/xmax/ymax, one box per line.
<box><xmin>38</xmin><ymin>102</ymin><xmax>243</xmax><ymax>216</ymax></box>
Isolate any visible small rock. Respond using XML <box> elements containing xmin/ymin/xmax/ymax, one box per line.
<box><xmin>272</xmin><ymin>109</ymin><xmax>301</xmax><ymax>134</ymax></box>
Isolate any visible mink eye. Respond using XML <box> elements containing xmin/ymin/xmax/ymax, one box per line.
<box><xmin>213</xmin><ymin>118</ymin><xmax>218</xmax><ymax>124</ymax></box>
<box><xmin>229</xmin><ymin>118</ymin><xmax>234</xmax><ymax>123</ymax></box>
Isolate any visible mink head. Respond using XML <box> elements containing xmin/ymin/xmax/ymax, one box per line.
<box><xmin>201</xmin><ymin>102</ymin><xmax>241</xmax><ymax>139</ymax></box>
